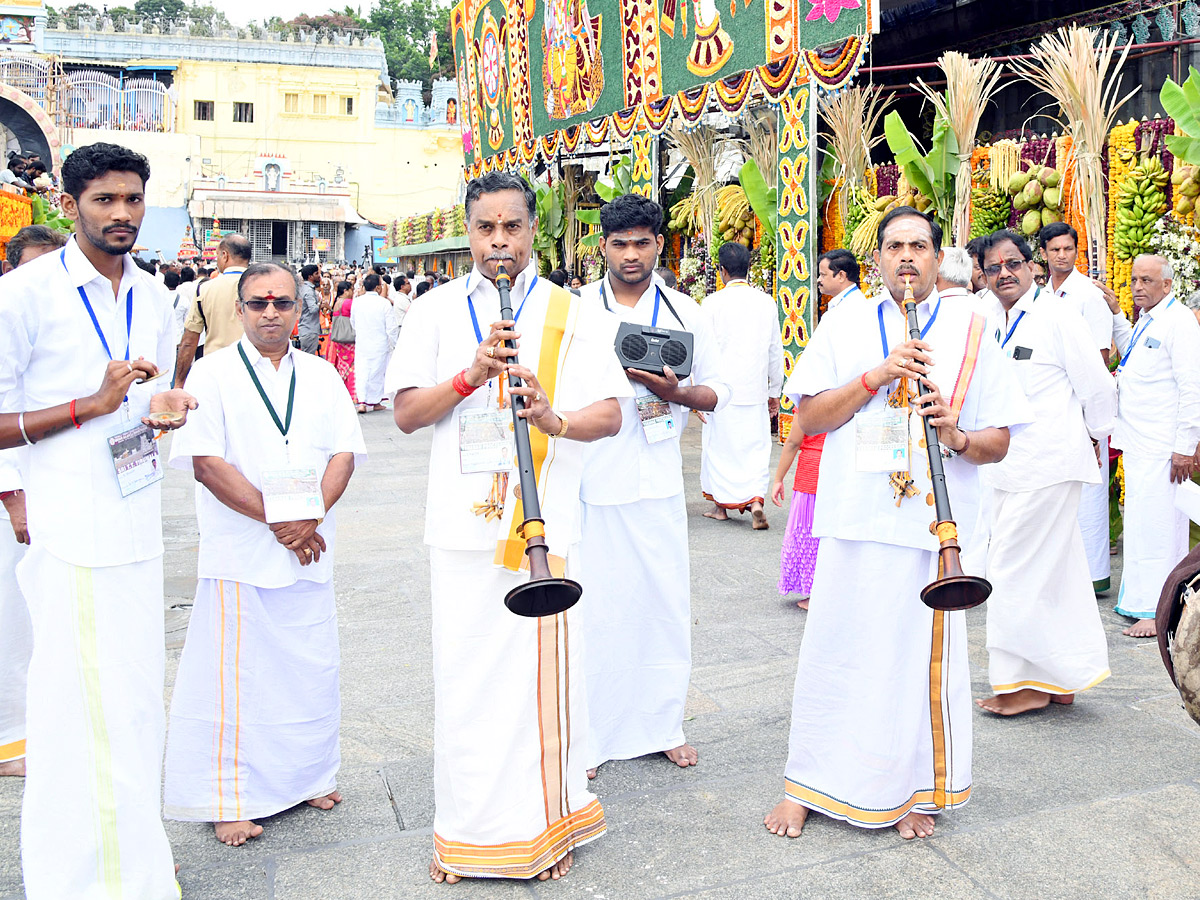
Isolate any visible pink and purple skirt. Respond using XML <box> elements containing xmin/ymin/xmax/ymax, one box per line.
<box><xmin>778</xmin><ymin>490</ymin><xmax>820</xmax><ymax>596</ymax></box>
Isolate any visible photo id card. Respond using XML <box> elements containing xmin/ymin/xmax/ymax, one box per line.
<box><xmin>261</xmin><ymin>466</ymin><xmax>325</xmax><ymax>524</ymax></box>
<box><xmin>459</xmin><ymin>407</ymin><xmax>515</xmax><ymax>474</ymax></box>
<box><xmin>106</xmin><ymin>421</ymin><xmax>165</xmax><ymax>497</ymax></box>
<box><xmin>855</xmin><ymin>407</ymin><xmax>910</xmax><ymax>473</ymax></box>
<box><xmin>637</xmin><ymin>395</ymin><xmax>676</xmax><ymax>444</ymax></box>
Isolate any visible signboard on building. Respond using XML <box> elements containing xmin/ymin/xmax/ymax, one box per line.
<box><xmin>371</xmin><ymin>234</ymin><xmax>397</xmax><ymax>265</ymax></box>
<box><xmin>312</xmin><ymin>237</ymin><xmax>330</xmax><ymax>251</ymax></box>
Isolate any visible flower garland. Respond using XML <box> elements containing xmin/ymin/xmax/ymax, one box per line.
<box><xmin>1106</xmin><ymin>121</ymin><xmax>1138</xmax><ymax>318</ymax></box>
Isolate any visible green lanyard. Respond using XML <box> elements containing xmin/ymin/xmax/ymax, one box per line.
<box><xmin>238</xmin><ymin>344</ymin><xmax>295</xmax><ymax>442</ymax></box>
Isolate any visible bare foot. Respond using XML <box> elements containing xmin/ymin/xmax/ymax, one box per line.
<box><xmin>1050</xmin><ymin>693</ymin><xmax>1074</xmax><ymax>705</ymax></box>
<box><xmin>586</xmin><ymin>767</ymin><xmax>597</xmax><ymax>780</ymax></box>
<box><xmin>664</xmin><ymin>743</ymin><xmax>698</xmax><ymax>767</ymax></box>
<box><xmin>0</xmin><ymin>758</ymin><xmax>25</xmax><ymax>777</ymax></box>
<box><xmin>764</xmin><ymin>799</ymin><xmax>808</xmax><ymax>837</ymax></box>
<box><xmin>976</xmin><ymin>688</ymin><xmax>1052</xmax><ymax>716</ymax></box>
<box><xmin>536</xmin><ymin>851</ymin><xmax>573</xmax><ymax>881</ymax></box>
<box><xmin>703</xmin><ymin>503</ymin><xmax>728</xmax><ymax>521</ymax></box>
<box><xmin>306</xmin><ymin>790</ymin><xmax>343</xmax><ymax>810</ymax></box>
<box><xmin>371</xmin><ymin>403</ymin><xmax>387</xmax><ymax>412</ymax></box>
<box><xmin>751</xmin><ymin>505</ymin><xmax>769</xmax><ymax>530</ymax></box>
<box><xmin>1123</xmin><ymin>618</ymin><xmax>1157</xmax><ymax>637</ymax></box>
<box><xmin>894</xmin><ymin>810</ymin><xmax>935</xmax><ymax>839</ymax></box>
<box><xmin>795</xmin><ymin>598</ymin><xmax>809</xmax><ymax>610</ymax></box>
<box><xmin>214</xmin><ymin>820</ymin><xmax>262</xmax><ymax>847</ymax></box>
<box><xmin>429</xmin><ymin>857</ymin><xmax>461</xmax><ymax>884</ymax></box>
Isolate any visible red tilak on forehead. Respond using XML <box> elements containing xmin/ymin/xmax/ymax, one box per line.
<box><xmin>263</xmin><ymin>292</ymin><xmax>276</xmax><ymax>300</ymax></box>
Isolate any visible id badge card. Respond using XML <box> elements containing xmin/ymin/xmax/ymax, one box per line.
<box><xmin>261</xmin><ymin>466</ymin><xmax>325</xmax><ymax>524</ymax></box>
<box><xmin>106</xmin><ymin>421</ymin><xmax>165</xmax><ymax>497</ymax></box>
<box><xmin>636</xmin><ymin>394</ymin><xmax>676</xmax><ymax>444</ymax></box>
<box><xmin>855</xmin><ymin>406</ymin><xmax>909</xmax><ymax>473</ymax></box>
<box><xmin>459</xmin><ymin>407</ymin><xmax>514</xmax><ymax>474</ymax></box>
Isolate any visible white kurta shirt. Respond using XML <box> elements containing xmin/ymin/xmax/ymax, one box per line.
<box><xmin>702</xmin><ymin>279</ymin><xmax>783</xmax><ymax>405</ymax></box>
<box><xmin>386</xmin><ymin>262</ymin><xmax>633</xmax><ymax>549</ymax></box>
<box><xmin>352</xmin><ymin>291</ymin><xmax>394</xmax><ymax>358</ymax></box>
<box><xmin>168</xmin><ymin>336</ymin><xmax>366</xmax><ymax>589</ymax></box>
<box><xmin>578</xmin><ymin>273</ymin><xmax>730</xmax><ymax>506</ymax></box>
<box><xmin>1051</xmin><ymin>267</ymin><xmax>1112</xmax><ymax>352</ymax></box>
<box><xmin>983</xmin><ymin>283</ymin><xmax>1117</xmax><ymax>493</ymax></box>
<box><xmin>0</xmin><ymin>236</ymin><xmax>175</xmax><ymax>567</ymax></box>
<box><xmin>826</xmin><ymin>282</ymin><xmax>863</xmax><ymax>311</ymax></box>
<box><xmin>1111</xmin><ymin>295</ymin><xmax>1200</xmax><ymax>457</ymax></box>
<box><xmin>785</xmin><ymin>287</ymin><xmax>1030</xmax><ymax>552</ymax></box>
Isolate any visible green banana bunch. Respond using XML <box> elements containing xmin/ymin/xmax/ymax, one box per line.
<box><xmin>1114</xmin><ymin>156</ymin><xmax>1169</xmax><ymax>260</ymax></box>
<box><xmin>969</xmin><ymin>187</ymin><xmax>1012</xmax><ymax>238</ymax></box>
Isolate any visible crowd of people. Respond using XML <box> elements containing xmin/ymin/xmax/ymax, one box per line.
<box><xmin>0</xmin><ymin>141</ymin><xmax>1197</xmax><ymax>898</ymax></box>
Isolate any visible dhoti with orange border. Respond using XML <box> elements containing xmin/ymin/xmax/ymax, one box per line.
<box><xmin>782</xmin><ymin>537</ymin><xmax>972</xmax><ymax>827</ymax></box>
<box><xmin>429</xmin><ymin>548</ymin><xmax>605</xmax><ymax>878</ymax></box>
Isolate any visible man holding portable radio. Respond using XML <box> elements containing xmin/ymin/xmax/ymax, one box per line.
<box><xmin>576</xmin><ymin>192</ymin><xmax>730</xmax><ymax>779</ymax></box>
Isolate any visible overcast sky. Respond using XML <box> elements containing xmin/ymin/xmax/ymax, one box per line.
<box><xmin>207</xmin><ymin>1</ymin><xmax>377</xmax><ymax>27</ymax></box>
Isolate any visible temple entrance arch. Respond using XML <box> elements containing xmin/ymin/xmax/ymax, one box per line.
<box><xmin>0</xmin><ymin>82</ymin><xmax>60</xmax><ymax>171</ymax></box>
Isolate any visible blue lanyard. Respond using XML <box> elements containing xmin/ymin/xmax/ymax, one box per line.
<box><xmin>1119</xmin><ymin>297</ymin><xmax>1174</xmax><ymax>369</ymax></box>
<box><xmin>601</xmin><ymin>280</ymin><xmax>682</xmax><ymax>328</ymax></box>
<box><xmin>877</xmin><ymin>293</ymin><xmax>941</xmax><ymax>360</ymax></box>
<box><xmin>61</xmin><ymin>248</ymin><xmax>132</xmax><ymax>361</ymax></box>
<box><xmin>467</xmin><ymin>274</ymin><xmax>538</xmax><ymax>344</ymax></box>
<box><xmin>1001</xmin><ymin>311</ymin><xmax>1025</xmax><ymax>348</ymax></box>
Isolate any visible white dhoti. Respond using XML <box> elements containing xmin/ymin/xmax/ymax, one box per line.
<box><xmin>1116</xmin><ymin>452</ymin><xmax>1190</xmax><ymax>619</ymax></box>
<box><xmin>429</xmin><ymin>548</ymin><xmax>604</xmax><ymax>879</ymax></box>
<box><xmin>1078</xmin><ymin>438</ymin><xmax>1111</xmax><ymax>590</ymax></box>
<box><xmin>355</xmin><ymin>347</ymin><xmax>388</xmax><ymax>405</ymax></box>
<box><xmin>700</xmin><ymin>402</ymin><xmax>771</xmax><ymax>508</ymax></box>
<box><xmin>985</xmin><ymin>482</ymin><xmax>1110</xmax><ymax>695</ymax></box>
<box><xmin>164</xmin><ymin>577</ymin><xmax>340</xmax><ymax>822</ymax></box>
<box><xmin>783</xmin><ymin>538</ymin><xmax>971</xmax><ymax>827</ymax></box>
<box><xmin>17</xmin><ymin>546</ymin><xmax>176</xmax><ymax>900</ymax></box>
<box><xmin>578</xmin><ymin>494</ymin><xmax>689</xmax><ymax>769</ymax></box>
<box><xmin>0</xmin><ymin>522</ymin><xmax>29</xmax><ymax>764</ymax></box>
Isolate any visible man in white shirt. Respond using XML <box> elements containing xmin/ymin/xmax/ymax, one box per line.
<box><xmin>765</xmin><ymin>207</ymin><xmax>1028</xmax><ymax>842</ymax></box>
<box><xmin>1111</xmin><ymin>255</ymin><xmax>1200</xmax><ymax>636</ymax></box>
<box><xmin>577</xmin><ymin>193</ymin><xmax>730</xmax><ymax>778</ymax></box>
<box><xmin>700</xmin><ymin>242</ymin><xmax>783</xmax><ymax>528</ymax></box>
<box><xmin>975</xmin><ymin>230</ymin><xmax>1116</xmax><ymax>716</ymax></box>
<box><xmin>388</xmin><ymin>172</ymin><xmax>629</xmax><ymax>884</ymax></box>
<box><xmin>937</xmin><ymin>248</ymin><xmax>994</xmax><ymax>317</ymax></box>
<box><xmin>1040</xmin><ymin>222</ymin><xmax>1117</xmax><ymax>592</ymax></box>
<box><xmin>352</xmin><ymin>273</ymin><xmax>395</xmax><ymax>412</ymax></box>
<box><xmin>816</xmin><ymin>248</ymin><xmax>863</xmax><ymax>311</ymax></box>
<box><xmin>164</xmin><ymin>262</ymin><xmax>365</xmax><ymax>847</ymax></box>
<box><xmin>967</xmin><ymin>236</ymin><xmax>997</xmax><ymax>308</ymax></box>
<box><xmin>0</xmin><ymin>225</ymin><xmax>67</xmax><ymax>780</ymax></box>
<box><xmin>0</xmin><ymin>142</ymin><xmax>195</xmax><ymax>900</ymax></box>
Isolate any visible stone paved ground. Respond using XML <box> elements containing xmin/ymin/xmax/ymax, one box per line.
<box><xmin>2</xmin><ymin>410</ymin><xmax>1198</xmax><ymax>899</ymax></box>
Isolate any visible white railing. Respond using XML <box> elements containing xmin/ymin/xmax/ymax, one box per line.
<box><xmin>64</xmin><ymin>70</ymin><xmax>175</xmax><ymax>132</ymax></box>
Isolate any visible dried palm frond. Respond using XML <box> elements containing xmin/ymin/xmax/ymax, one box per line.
<box><xmin>744</xmin><ymin>106</ymin><xmax>778</xmax><ymax>189</ymax></box>
<box><xmin>669</xmin><ymin>120</ymin><xmax>722</xmax><ymax>246</ymax></box>
<box><xmin>915</xmin><ymin>52</ymin><xmax>1007</xmax><ymax>246</ymax></box>
<box><xmin>1009</xmin><ymin>25</ymin><xmax>1139</xmax><ymax>278</ymax></box>
<box><xmin>818</xmin><ymin>85</ymin><xmax>892</xmax><ymax>230</ymax></box>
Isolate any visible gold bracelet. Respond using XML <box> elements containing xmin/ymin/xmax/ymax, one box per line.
<box><xmin>551</xmin><ymin>412</ymin><xmax>568</xmax><ymax>438</ymax></box>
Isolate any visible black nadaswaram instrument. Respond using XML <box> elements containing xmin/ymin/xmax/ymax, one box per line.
<box><xmin>902</xmin><ymin>275</ymin><xmax>992</xmax><ymax>612</ymax></box>
<box><xmin>495</xmin><ymin>264</ymin><xmax>583</xmax><ymax>618</ymax></box>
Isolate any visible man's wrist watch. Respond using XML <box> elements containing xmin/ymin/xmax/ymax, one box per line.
<box><xmin>550</xmin><ymin>412</ymin><xmax>569</xmax><ymax>439</ymax></box>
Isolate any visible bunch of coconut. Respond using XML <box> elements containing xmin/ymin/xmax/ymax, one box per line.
<box><xmin>1172</xmin><ymin>164</ymin><xmax>1200</xmax><ymax>216</ymax></box>
<box><xmin>1007</xmin><ymin>164</ymin><xmax>1065</xmax><ymax>237</ymax></box>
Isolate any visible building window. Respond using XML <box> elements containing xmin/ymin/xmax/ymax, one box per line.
<box><xmin>313</xmin><ymin>94</ymin><xmax>327</xmax><ymax>115</ymax></box>
<box><xmin>342</xmin><ymin>96</ymin><xmax>354</xmax><ymax>116</ymax></box>
<box><xmin>233</xmin><ymin>102</ymin><xmax>254</xmax><ymax>123</ymax></box>
<box><xmin>284</xmin><ymin>93</ymin><xmax>299</xmax><ymax>113</ymax></box>
<box><xmin>194</xmin><ymin>100</ymin><xmax>214</xmax><ymax>121</ymax></box>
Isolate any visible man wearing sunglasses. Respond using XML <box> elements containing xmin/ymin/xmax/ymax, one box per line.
<box><xmin>974</xmin><ymin>230</ymin><xmax>1116</xmax><ymax>718</ymax></box>
<box><xmin>163</xmin><ymin>261</ymin><xmax>365</xmax><ymax>848</ymax></box>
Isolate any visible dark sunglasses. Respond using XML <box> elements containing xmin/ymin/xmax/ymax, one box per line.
<box><xmin>982</xmin><ymin>259</ymin><xmax>1026</xmax><ymax>278</ymax></box>
<box><xmin>242</xmin><ymin>298</ymin><xmax>296</xmax><ymax>312</ymax></box>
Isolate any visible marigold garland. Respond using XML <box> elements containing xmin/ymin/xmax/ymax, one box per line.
<box><xmin>1107</xmin><ymin>121</ymin><xmax>1138</xmax><ymax>318</ymax></box>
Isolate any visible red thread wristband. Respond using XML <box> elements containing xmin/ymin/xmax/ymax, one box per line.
<box><xmin>69</xmin><ymin>398</ymin><xmax>82</xmax><ymax>428</ymax></box>
<box><xmin>860</xmin><ymin>372</ymin><xmax>878</xmax><ymax>396</ymax></box>
<box><xmin>452</xmin><ymin>369</ymin><xmax>479</xmax><ymax>397</ymax></box>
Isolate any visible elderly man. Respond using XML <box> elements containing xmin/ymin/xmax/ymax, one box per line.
<box><xmin>164</xmin><ymin>262</ymin><xmax>364</xmax><ymax>846</ymax></box>
<box><xmin>974</xmin><ymin>230</ymin><xmax>1116</xmax><ymax>716</ymax></box>
<box><xmin>700</xmin><ymin>241</ymin><xmax>783</xmax><ymax>528</ymax></box>
<box><xmin>1111</xmin><ymin>255</ymin><xmax>1200</xmax><ymax>636</ymax></box>
<box><xmin>175</xmin><ymin>233</ymin><xmax>252</xmax><ymax>385</ymax></box>
<box><xmin>765</xmin><ymin>207</ymin><xmax>1027</xmax><ymax>842</ymax></box>
<box><xmin>937</xmin><ymin>247</ymin><xmax>991</xmax><ymax>315</ymax></box>
<box><xmin>0</xmin><ymin>225</ymin><xmax>68</xmax><ymax>779</ymax></box>
<box><xmin>1040</xmin><ymin>222</ymin><xmax>1117</xmax><ymax>592</ymax></box>
<box><xmin>577</xmin><ymin>193</ymin><xmax>729</xmax><ymax>778</ymax></box>
<box><xmin>388</xmin><ymin>172</ymin><xmax>629</xmax><ymax>884</ymax></box>
<box><xmin>0</xmin><ymin>142</ymin><xmax>194</xmax><ymax>900</ymax></box>
<box><xmin>816</xmin><ymin>248</ymin><xmax>862</xmax><ymax>311</ymax></box>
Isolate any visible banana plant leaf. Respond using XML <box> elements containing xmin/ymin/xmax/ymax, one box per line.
<box><xmin>883</xmin><ymin>108</ymin><xmax>957</xmax><ymax>235</ymax></box>
<box><xmin>739</xmin><ymin>159</ymin><xmax>777</xmax><ymax>244</ymax></box>
<box><xmin>1162</xmin><ymin>67</ymin><xmax>1200</xmax><ymax>164</ymax></box>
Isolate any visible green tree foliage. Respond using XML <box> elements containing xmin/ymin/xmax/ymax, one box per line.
<box><xmin>132</xmin><ymin>0</ymin><xmax>186</xmax><ymax>24</ymax></box>
<box><xmin>46</xmin><ymin>3</ymin><xmax>99</xmax><ymax>27</ymax></box>
<box><xmin>368</xmin><ymin>0</ymin><xmax>456</xmax><ymax>90</ymax></box>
